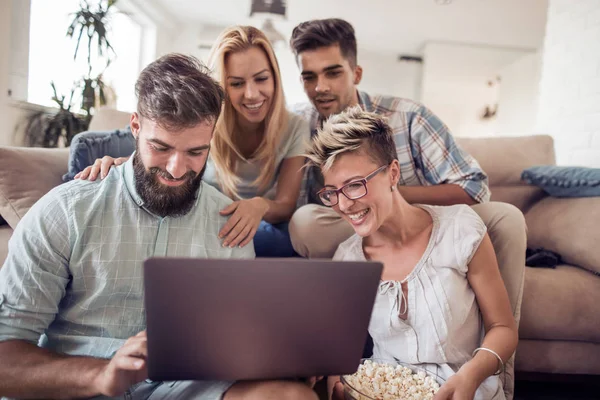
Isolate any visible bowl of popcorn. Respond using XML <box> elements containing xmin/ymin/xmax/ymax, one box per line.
<box><xmin>341</xmin><ymin>358</ymin><xmax>444</xmax><ymax>400</ymax></box>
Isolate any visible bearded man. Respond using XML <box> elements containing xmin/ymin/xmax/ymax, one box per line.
<box><xmin>0</xmin><ymin>53</ymin><xmax>317</xmax><ymax>400</ymax></box>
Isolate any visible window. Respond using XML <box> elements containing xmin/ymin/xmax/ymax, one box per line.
<box><xmin>28</xmin><ymin>0</ymin><xmax>150</xmax><ymax>113</ymax></box>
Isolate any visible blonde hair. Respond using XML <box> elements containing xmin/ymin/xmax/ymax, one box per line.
<box><xmin>207</xmin><ymin>25</ymin><xmax>288</xmax><ymax>199</ymax></box>
<box><xmin>306</xmin><ymin>106</ymin><xmax>397</xmax><ymax>171</ymax></box>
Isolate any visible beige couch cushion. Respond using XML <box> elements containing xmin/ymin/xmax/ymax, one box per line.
<box><xmin>516</xmin><ymin>339</ymin><xmax>600</xmax><ymax>375</ymax></box>
<box><xmin>519</xmin><ymin>265</ymin><xmax>600</xmax><ymax>342</ymax></box>
<box><xmin>456</xmin><ymin>135</ymin><xmax>556</xmax><ymax>186</ymax></box>
<box><xmin>0</xmin><ymin>147</ymin><xmax>70</xmax><ymax>228</ymax></box>
<box><xmin>456</xmin><ymin>135</ymin><xmax>555</xmax><ymax>212</ymax></box>
<box><xmin>526</xmin><ymin>197</ymin><xmax>600</xmax><ymax>274</ymax></box>
<box><xmin>0</xmin><ymin>225</ymin><xmax>12</xmax><ymax>267</ymax></box>
<box><xmin>88</xmin><ymin>107</ymin><xmax>131</xmax><ymax>131</ymax></box>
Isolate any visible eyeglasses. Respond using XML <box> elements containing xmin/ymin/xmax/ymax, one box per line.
<box><xmin>317</xmin><ymin>165</ymin><xmax>388</xmax><ymax>207</ymax></box>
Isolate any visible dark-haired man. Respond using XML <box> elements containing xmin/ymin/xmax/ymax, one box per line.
<box><xmin>288</xmin><ymin>18</ymin><xmax>525</xmax><ymax>400</ymax></box>
<box><xmin>0</xmin><ymin>54</ymin><xmax>317</xmax><ymax>400</ymax></box>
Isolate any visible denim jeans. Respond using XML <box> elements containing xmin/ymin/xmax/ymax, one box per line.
<box><xmin>89</xmin><ymin>379</ymin><xmax>234</xmax><ymax>399</ymax></box>
<box><xmin>254</xmin><ymin>221</ymin><xmax>298</xmax><ymax>257</ymax></box>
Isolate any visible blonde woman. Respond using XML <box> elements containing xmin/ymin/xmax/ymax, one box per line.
<box><xmin>305</xmin><ymin>108</ymin><xmax>517</xmax><ymax>400</ymax></box>
<box><xmin>74</xmin><ymin>26</ymin><xmax>310</xmax><ymax>257</ymax></box>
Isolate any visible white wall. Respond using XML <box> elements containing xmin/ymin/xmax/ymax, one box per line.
<box><xmin>420</xmin><ymin>42</ymin><xmax>533</xmax><ymax>137</ymax></box>
<box><xmin>0</xmin><ymin>0</ymin><xmax>33</xmax><ymax>146</ymax></box>
<box><xmin>495</xmin><ymin>50</ymin><xmax>543</xmax><ymax>136</ymax></box>
<box><xmin>0</xmin><ymin>0</ymin><xmax>174</xmax><ymax>146</ymax></box>
<box><xmin>0</xmin><ymin>0</ymin><xmax>11</xmax><ymax>146</ymax></box>
<box><xmin>535</xmin><ymin>0</ymin><xmax>600</xmax><ymax>166</ymax></box>
<box><xmin>358</xmin><ymin>49</ymin><xmax>422</xmax><ymax>101</ymax></box>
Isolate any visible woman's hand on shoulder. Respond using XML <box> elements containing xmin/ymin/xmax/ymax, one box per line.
<box><xmin>218</xmin><ymin>197</ymin><xmax>269</xmax><ymax>248</ymax></box>
<box><xmin>75</xmin><ymin>156</ymin><xmax>130</xmax><ymax>181</ymax></box>
<box><xmin>433</xmin><ymin>371</ymin><xmax>477</xmax><ymax>400</ymax></box>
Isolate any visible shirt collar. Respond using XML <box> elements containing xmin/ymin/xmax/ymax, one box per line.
<box><xmin>122</xmin><ymin>153</ymin><xmax>144</xmax><ymax>207</ymax></box>
<box><xmin>121</xmin><ymin>152</ymin><xmax>203</xmax><ymax>214</ymax></box>
<box><xmin>358</xmin><ymin>90</ymin><xmax>374</xmax><ymax>112</ymax></box>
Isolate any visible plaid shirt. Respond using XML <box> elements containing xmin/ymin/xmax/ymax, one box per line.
<box><xmin>0</xmin><ymin>156</ymin><xmax>254</xmax><ymax>359</ymax></box>
<box><xmin>292</xmin><ymin>91</ymin><xmax>490</xmax><ymax>206</ymax></box>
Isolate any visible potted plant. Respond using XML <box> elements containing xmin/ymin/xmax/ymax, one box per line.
<box><xmin>22</xmin><ymin>0</ymin><xmax>118</xmax><ymax>147</ymax></box>
<box><xmin>23</xmin><ymin>83</ymin><xmax>88</xmax><ymax>147</ymax></box>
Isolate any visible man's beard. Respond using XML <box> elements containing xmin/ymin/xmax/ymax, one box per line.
<box><xmin>133</xmin><ymin>151</ymin><xmax>205</xmax><ymax>218</ymax></box>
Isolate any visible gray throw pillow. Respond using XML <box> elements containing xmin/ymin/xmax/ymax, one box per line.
<box><xmin>521</xmin><ymin>166</ymin><xmax>600</xmax><ymax>197</ymax></box>
<box><xmin>63</xmin><ymin>127</ymin><xmax>136</xmax><ymax>181</ymax></box>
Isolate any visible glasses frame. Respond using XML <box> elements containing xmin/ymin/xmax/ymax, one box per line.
<box><xmin>317</xmin><ymin>164</ymin><xmax>388</xmax><ymax>207</ymax></box>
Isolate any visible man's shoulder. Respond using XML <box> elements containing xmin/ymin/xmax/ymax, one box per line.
<box><xmin>362</xmin><ymin>92</ymin><xmax>451</xmax><ymax>139</ymax></box>
<box><xmin>285</xmin><ymin>110</ymin><xmax>310</xmax><ymax>131</ymax></box>
<box><xmin>20</xmin><ymin>175</ymin><xmax>119</xmax><ymax>227</ymax></box>
<box><xmin>289</xmin><ymin>101</ymin><xmax>317</xmax><ymax>121</ymax></box>
<box><xmin>44</xmin><ymin>176</ymin><xmax>111</xmax><ymax>204</ymax></box>
<box><xmin>198</xmin><ymin>181</ymin><xmax>233</xmax><ymax>210</ymax></box>
<box><xmin>362</xmin><ymin>92</ymin><xmax>427</xmax><ymax>117</ymax></box>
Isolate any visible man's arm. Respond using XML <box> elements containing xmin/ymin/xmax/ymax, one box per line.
<box><xmin>0</xmin><ymin>340</ymin><xmax>106</xmax><ymax>399</ymax></box>
<box><xmin>263</xmin><ymin>117</ymin><xmax>311</xmax><ymax>222</ymax></box>
<box><xmin>398</xmin><ymin>184</ymin><xmax>477</xmax><ymax>206</ymax></box>
<box><xmin>0</xmin><ymin>188</ymin><xmax>145</xmax><ymax>398</ymax></box>
<box><xmin>405</xmin><ymin>105</ymin><xmax>491</xmax><ymax>205</ymax></box>
<box><xmin>0</xmin><ymin>333</ymin><xmax>148</xmax><ymax>399</ymax></box>
<box><xmin>0</xmin><ymin>189</ymin><xmax>97</xmax><ymax>399</ymax></box>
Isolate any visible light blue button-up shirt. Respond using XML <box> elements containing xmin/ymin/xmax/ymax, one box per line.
<box><xmin>0</xmin><ymin>155</ymin><xmax>254</xmax><ymax>359</ymax></box>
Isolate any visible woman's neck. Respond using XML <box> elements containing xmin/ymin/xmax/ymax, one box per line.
<box><xmin>235</xmin><ymin>116</ymin><xmax>265</xmax><ymax>158</ymax></box>
<box><xmin>365</xmin><ymin>195</ymin><xmax>432</xmax><ymax>248</ymax></box>
<box><xmin>236</xmin><ymin>114</ymin><xmax>263</xmax><ymax>136</ymax></box>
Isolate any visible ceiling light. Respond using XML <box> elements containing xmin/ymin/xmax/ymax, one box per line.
<box><xmin>249</xmin><ymin>0</ymin><xmax>287</xmax><ymax>48</ymax></box>
<box><xmin>250</xmin><ymin>0</ymin><xmax>286</xmax><ymax>17</ymax></box>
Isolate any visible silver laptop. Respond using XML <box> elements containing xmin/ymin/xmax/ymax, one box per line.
<box><xmin>143</xmin><ymin>257</ymin><xmax>383</xmax><ymax>382</ymax></box>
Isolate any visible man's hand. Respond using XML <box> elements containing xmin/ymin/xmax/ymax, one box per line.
<box><xmin>92</xmin><ymin>331</ymin><xmax>148</xmax><ymax>397</ymax></box>
<box><xmin>219</xmin><ymin>198</ymin><xmax>269</xmax><ymax>248</ymax></box>
<box><xmin>433</xmin><ymin>371</ymin><xmax>477</xmax><ymax>400</ymax></box>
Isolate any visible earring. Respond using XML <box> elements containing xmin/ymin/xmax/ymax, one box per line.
<box><xmin>390</xmin><ymin>185</ymin><xmax>395</xmax><ymax>192</ymax></box>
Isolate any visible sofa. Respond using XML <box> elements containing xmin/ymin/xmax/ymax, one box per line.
<box><xmin>1</xmin><ymin>131</ymin><xmax>599</xmax><ymax>379</ymax></box>
<box><xmin>457</xmin><ymin>135</ymin><xmax>600</xmax><ymax>378</ymax></box>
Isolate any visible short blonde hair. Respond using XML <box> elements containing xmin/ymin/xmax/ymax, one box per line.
<box><xmin>305</xmin><ymin>106</ymin><xmax>397</xmax><ymax>171</ymax></box>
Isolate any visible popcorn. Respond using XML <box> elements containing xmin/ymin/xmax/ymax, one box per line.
<box><xmin>343</xmin><ymin>360</ymin><xmax>441</xmax><ymax>400</ymax></box>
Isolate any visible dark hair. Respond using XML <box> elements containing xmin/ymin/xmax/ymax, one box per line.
<box><xmin>290</xmin><ymin>18</ymin><xmax>357</xmax><ymax>66</ymax></box>
<box><xmin>135</xmin><ymin>53</ymin><xmax>225</xmax><ymax>130</ymax></box>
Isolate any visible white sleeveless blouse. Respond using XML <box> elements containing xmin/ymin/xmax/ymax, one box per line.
<box><xmin>333</xmin><ymin>204</ymin><xmax>505</xmax><ymax>400</ymax></box>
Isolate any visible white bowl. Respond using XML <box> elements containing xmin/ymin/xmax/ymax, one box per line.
<box><xmin>341</xmin><ymin>358</ymin><xmax>445</xmax><ymax>400</ymax></box>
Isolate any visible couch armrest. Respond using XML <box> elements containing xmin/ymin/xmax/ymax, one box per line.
<box><xmin>0</xmin><ymin>225</ymin><xmax>13</xmax><ymax>267</ymax></box>
<box><xmin>0</xmin><ymin>147</ymin><xmax>70</xmax><ymax>228</ymax></box>
<box><xmin>526</xmin><ymin>196</ymin><xmax>600</xmax><ymax>274</ymax></box>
